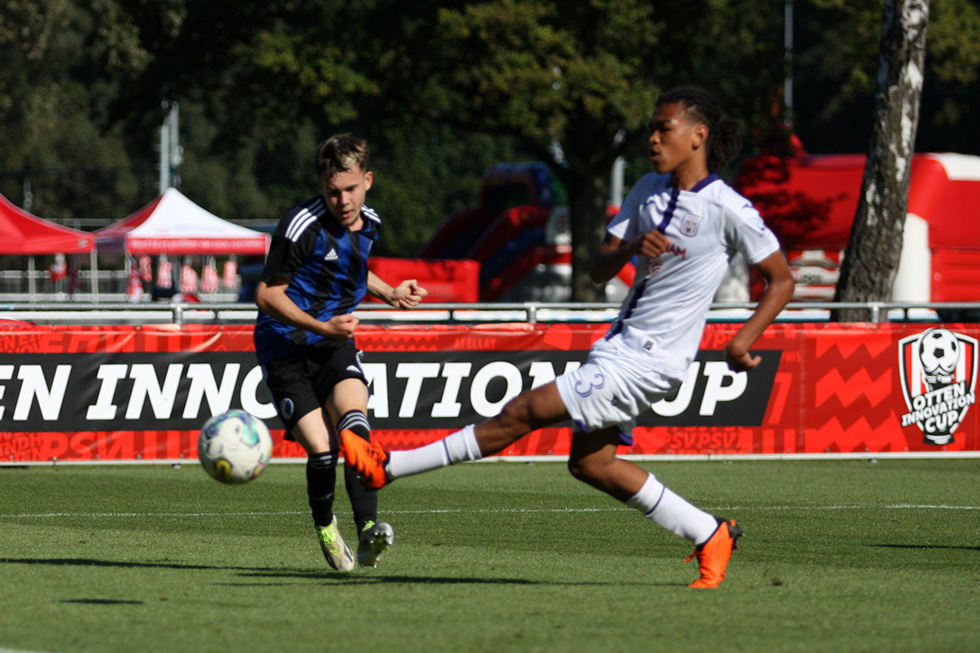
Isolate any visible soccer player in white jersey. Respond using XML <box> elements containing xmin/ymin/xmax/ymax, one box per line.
<box><xmin>342</xmin><ymin>87</ymin><xmax>795</xmax><ymax>588</ymax></box>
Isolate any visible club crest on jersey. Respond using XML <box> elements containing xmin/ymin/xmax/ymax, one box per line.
<box><xmin>898</xmin><ymin>327</ymin><xmax>978</xmax><ymax>445</ymax></box>
<box><xmin>680</xmin><ymin>213</ymin><xmax>702</xmax><ymax>237</ymax></box>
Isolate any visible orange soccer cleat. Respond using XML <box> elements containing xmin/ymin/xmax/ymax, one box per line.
<box><xmin>339</xmin><ymin>429</ymin><xmax>390</xmax><ymax>489</ymax></box>
<box><xmin>685</xmin><ymin>518</ymin><xmax>743</xmax><ymax>589</ymax></box>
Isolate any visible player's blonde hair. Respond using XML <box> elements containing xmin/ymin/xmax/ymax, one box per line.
<box><xmin>315</xmin><ymin>134</ymin><xmax>370</xmax><ymax>180</ymax></box>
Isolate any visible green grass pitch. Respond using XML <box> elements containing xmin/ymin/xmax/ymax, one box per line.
<box><xmin>1</xmin><ymin>458</ymin><xmax>978</xmax><ymax>652</ymax></box>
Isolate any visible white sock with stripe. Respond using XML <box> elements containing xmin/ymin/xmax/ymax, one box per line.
<box><xmin>626</xmin><ymin>473</ymin><xmax>718</xmax><ymax>545</ymax></box>
<box><xmin>387</xmin><ymin>424</ymin><xmax>483</xmax><ymax>479</ymax></box>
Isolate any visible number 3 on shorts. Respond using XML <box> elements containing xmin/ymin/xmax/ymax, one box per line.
<box><xmin>573</xmin><ymin>371</ymin><xmax>606</xmax><ymax>398</ymax></box>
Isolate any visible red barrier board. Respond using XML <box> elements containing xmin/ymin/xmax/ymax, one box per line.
<box><xmin>0</xmin><ymin>322</ymin><xmax>976</xmax><ymax>463</ymax></box>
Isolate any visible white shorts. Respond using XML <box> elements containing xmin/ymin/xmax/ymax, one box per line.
<box><xmin>555</xmin><ymin>336</ymin><xmax>682</xmax><ymax>444</ymax></box>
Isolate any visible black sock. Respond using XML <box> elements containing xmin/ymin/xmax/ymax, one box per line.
<box><xmin>338</xmin><ymin>410</ymin><xmax>377</xmax><ymax>532</ymax></box>
<box><xmin>307</xmin><ymin>451</ymin><xmax>338</xmax><ymax>528</ymax></box>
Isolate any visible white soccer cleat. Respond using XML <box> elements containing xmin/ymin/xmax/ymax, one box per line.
<box><xmin>357</xmin><ymin>521</ymin><xmax>394</xmax><ymax>568</ymax></box>
<box><xmin>316</xmin><ymin>515</ymin><xmax>355</xmax><ymax>572</ymax></box>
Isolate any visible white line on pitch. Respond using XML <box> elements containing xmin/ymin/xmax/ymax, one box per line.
<box><xmin>1</xmin><ymin>504</ymin><xmax>978</xmax><ymax>519</ymax></box>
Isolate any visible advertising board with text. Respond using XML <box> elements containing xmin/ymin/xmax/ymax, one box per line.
<box><xmin>0</xmin><ymin>322</ymin><xmax>976</xmax><ymax>463</ymax></box>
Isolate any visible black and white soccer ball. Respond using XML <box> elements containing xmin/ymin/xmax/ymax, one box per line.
<box><xmin>918</xmin><ymin>328</ymin><xmax>960</xmax><ymax>385</ymax></box>
<box><xmin>198</xmin><ymin>409</ymin><xmax>273</xmax><ymax>485</ymax></box>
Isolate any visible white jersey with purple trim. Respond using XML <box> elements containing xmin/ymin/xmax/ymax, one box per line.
<box><xmin>605</xmin><ymin>172</ymin><xmax>780</xmax><ymax>381</ymax></box>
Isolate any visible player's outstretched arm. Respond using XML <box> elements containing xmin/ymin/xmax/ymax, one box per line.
<box><xmin>725</xmin><ymin>251</ymin><xmax>795</xmax><ymax>372</ymax></box>
<box><xmin>367</xmin><ymin>271</ymin><xmax>427</xmax><ymax>309</ymax></box>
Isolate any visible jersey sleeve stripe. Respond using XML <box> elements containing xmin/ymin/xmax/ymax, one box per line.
<box><xmin>285</xmin><ymin>211</ymin><xmax>318</xmax><ymax>242</ymax></box>
<box><xmin>362</xmin><ymin>206</ymin><xmax>381</xmax><ymax>224</ymax></box>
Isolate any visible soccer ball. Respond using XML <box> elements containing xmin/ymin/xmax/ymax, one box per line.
<box><xmin>198</xmin><ymin>409</ymin><xmax>273</xmax><ymax>485</ymax></box>
<box><xmin>918</xmin><ymin>328</ymin><xmax>960</xmax><ymax>385</ymax></box>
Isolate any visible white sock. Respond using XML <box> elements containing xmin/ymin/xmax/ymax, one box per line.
<box><xmin>626</xmin><ymin>473</ymin><xmax>718</xmax><ymax>545</ymax></box>
<box><xmin>387</xmin><ymin>425</ymin><xmax>483</xmax><ymax>479</ymax></box>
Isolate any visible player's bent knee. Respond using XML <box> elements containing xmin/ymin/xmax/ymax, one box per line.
<box><xmin>567</xmin><ymin>449</ymin><xmax>618</xmax><ymax>486</ymax></box>
<box><xmin>567</xmin><ymin>457</ymin><xmax>587</xmax><ymax>481</ymax></box>
<box><xmin>567</xmin><ymin>456</ymin><xmax>603</xmax><ymax>483</ymax></box>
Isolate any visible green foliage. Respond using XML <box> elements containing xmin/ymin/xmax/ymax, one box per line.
<box><xmin>229</xmin><ymin>18</ymin><xmax>375</xmax><ymax>133</ymax></box>
<box><xmin>917</xmin><ymin>0</ymin><xmax>980</xmax><ymax>152</ymax></box>
<box><xmin>368</xmin><ymin>121</ymin><xmax>528</xmax><ymax>256</ymax></box>
<box><xmin>929</xmin><ymin>0</ymin><xmax>980</xmax><ymax>84</ymax></box>
<box><xmin>792</xmin><ymin>0</ymin><xmax>980</xmax><ymax>154</ymax></box>
<box><xmin>423</xmin><ymin>0</ymin><xmax>665</xmax><ymax>162</ymax></box>
<box><xmin>2</xmin><ymin>0</ymin><xmax>980</xmax><ymax>269</ymax></box>
<box><xmin>0</xmin><ymin>0</ymin><xmax>153</xmax><ymax>217</ymax></box>
<box><xmin>395</xmin><ymin>0</ymin><xmax>756</xmax><ymax>297</ymax></box>
<box><xmin>0</xmin><ymin>459</ymin><xmax>978</xmax><ymax>652</ymax></box>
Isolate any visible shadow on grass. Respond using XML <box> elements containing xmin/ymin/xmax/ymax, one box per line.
<box><xmin>238</xmin><ymin>570</ymin><xmax>541</xmax><ymax>585</ymax></box>
<box><xmin>0</xmin><ymin>557</ymin><xmax>679</xmax><ymax>587</ymax></box>
<box><xmin>236</xmin><ymin>569</ymin><xmax>683</xmax><ymax>587</ymax></box>
<box><xmin>61</xmin><ymin>598</ymin><xmax>144</xmax><ymax>605</ymax></box>
<box><xmin>872</xmin><ymin>543</ymin><xmax>980</xmax><ymax>552</ymax></box>
<box><xmin>0</xmin><ymin>557</ymin><xmax>260</xmax><ymax>571</ymax></box>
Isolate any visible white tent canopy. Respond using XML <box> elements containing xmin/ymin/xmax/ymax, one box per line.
<box><xmin>95</xmin><ymin>188</ymin><xmax>269</xmax><ymax>256</ymax></box>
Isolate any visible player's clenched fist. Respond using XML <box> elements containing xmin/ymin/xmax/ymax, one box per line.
<box><xmin>391</xmin><ymin>280</ymin><xmax>428</xmax><ymax>309</ymax></box>
<box><xmin>633</xmin><ymin>230</ymin><xmax>672</xmax><ymax>258</ymax></box>
<box><xmin>324</xmin><ymin>313</ymin><xmax>359</xmax><ymax>339</ymax></box>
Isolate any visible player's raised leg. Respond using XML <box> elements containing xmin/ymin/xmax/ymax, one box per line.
<box><xmin>629</xmin><ymin>472</ymin><xmax>742</xmax><ymax>588</ymax></box>
<box><xmin>341</xmin><ymin>382</ymin><xmax>569</xmax><ymax>489</ymax></box>
<box><xmin>568</xmin><ymin>428</ymin><xmax>741</xmax><ymax>588</ymax></box>
<box><xmin>684</xmin><ymin>518</ymin><xmax>743</xmax><ymax>588</ymax></box>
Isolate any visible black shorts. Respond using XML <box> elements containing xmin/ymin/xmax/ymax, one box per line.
<box><xmin>262</xmin><ymin>339</ymin><xmax>367</xmax><ymax>436</ymax></box>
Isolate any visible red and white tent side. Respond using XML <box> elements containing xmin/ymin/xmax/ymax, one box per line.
<box><xmin>0</xmin><ymin>191</ymin><xmax>98</xmax><ymax>299</ymax></box>
<box><xmin>0</xmin><ymin>192</ymin><xmax>94</xmax><ymax>255</ymax></box>
<box><xmin>95</xmin><ymin>188</ymin><xmax>269</xmax><ymax>256</ymax></box>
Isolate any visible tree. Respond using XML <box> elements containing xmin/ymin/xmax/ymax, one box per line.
<box><xmin>106</xmin><ymin>0</ymin><xmax>530</xmax><ymax>253</ymax></box>
<box><xmin>430</xmin><ymin>1</ymin><xmax>660</xmax><ymax>300</ymax></box>
<box><xmin>914</xmin><ymin>0</ymin><xmax>980</xmax><ymax>152</ymax></box>
<box><xmin>114</xmin><ymin>0</ymin><xmax>790</xmax><ymax>288</ymax></box>
<box><xmin>832</xmin><ymin>0</ymin><xmax>930</xmax><ymax>321</ymax></box>
<box><xmin>791</xmin><ymin>0</ymin><xmax>980</xmax><ymax>155</ymax></box>
<box><xmin>6</xmin><ymin>0</ymin><xmax>979</xmax><ymax>279</ymax></box>
<box><xmin>367</xmin><ymin>0</ymin><xmax>786</xmax><ymax>300</ymax></box>
<box><xmin>0</xmin><ymin>0</ymin><xmax>157</xmax><ymax>218</ymax></box>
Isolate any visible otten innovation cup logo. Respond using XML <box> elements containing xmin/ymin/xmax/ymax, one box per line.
<box><xmin>898</xmin><ymin>328</ymin><xmax>978</xmax><ymax>445</ymax></box>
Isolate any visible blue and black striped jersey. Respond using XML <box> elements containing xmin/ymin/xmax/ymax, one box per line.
<box><xmin>254</xmin><ymin>196</ymin><xmax>381</xmax><ymax>364</ymax></box>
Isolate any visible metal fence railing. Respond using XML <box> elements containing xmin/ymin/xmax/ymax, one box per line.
<box><xmin>2</xmin><ymin>300</ymin><xmax>980</xmax><ymax>326</ymax></box>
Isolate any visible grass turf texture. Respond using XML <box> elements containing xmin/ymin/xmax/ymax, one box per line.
<box><xmin>1</xmin><ymin>459</ymin><xmax>978</xmax><ymax>653</ymax></box>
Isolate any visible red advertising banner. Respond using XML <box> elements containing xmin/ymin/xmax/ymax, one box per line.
<box><xmin>0</xmin><ymin>321</ymin><xmax>977</xmax><ymax>463</ymax></box>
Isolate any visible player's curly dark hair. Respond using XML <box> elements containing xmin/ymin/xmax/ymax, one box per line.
<box><xmin>656</xmin><ymin>87</ymin><xmax>741</xmax><ymax>171</ymax></box>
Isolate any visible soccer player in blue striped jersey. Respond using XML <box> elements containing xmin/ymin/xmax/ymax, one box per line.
<box><xmin>255</xmin><ymin>134</ymin><xmax>427</xmax><ymax>570</ymax></box>
<box><xmin>343</xmin><ymin>88</ymin><xmax>795</xmax><ymax>587</ymax></box>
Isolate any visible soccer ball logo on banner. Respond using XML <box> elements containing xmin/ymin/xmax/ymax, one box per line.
<box><xmin>898</xmin><ymin>328</ymin><xmax>978</xmax><ymax>445</ymax></box>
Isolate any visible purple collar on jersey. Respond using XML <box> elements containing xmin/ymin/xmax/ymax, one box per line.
<box><xmin>656</xmin><ymin>172</ymin><xmax>721</xmax><ymax>232</ymax></box>
<box><xmin>689</xmin><ymin>173</ymin><xmax>722</xmax><ymax>193</ymax></box>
